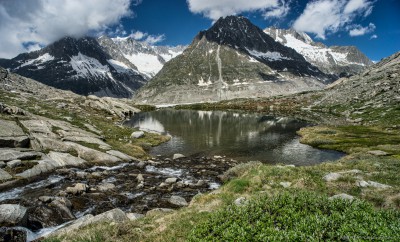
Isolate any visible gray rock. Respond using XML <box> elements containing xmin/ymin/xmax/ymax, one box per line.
<box><xmin>47</xmin><ymin>151</ymin><xmax>87</xmax><ymax>167</ymax></box>
<box><xmin>0</xmin><ymin>149</ymin><xmax>40</xmax><ymax>162</ymax></box>
<box><xmin>0</xmin><ymin>161</ymin><xmax>5</xmax><ymax>168</ymax></box>
<box><xmin>6</xmin><ymin>159</ymin><xmax>22</xmax><ymax>168</ymax></box>
<box><xmin>356</xmin><ymin>180</ymin><xmax>369</xmax><ymax>188</ymax></box>
<box><xmin>51</xmin><ymin>208</ymin><xmax>128</xmax><ymax>236</ymax></box>
<box><xmin>137</xmin><ymin>174</ymin><xmax>144</xmax><ymax>182</ymax></box>
<box><xmin>368</xmin><ymin>150</ymin><xmax>389</xmax><ymax>156</ymax></box>
<box><xmin>329</xmin><ymin>194</ymin><xmax>354</xmax><ymax>201</ymax></box>
<box><xmin>0</xmin><ymin>120</ymin><xmax>27</xmax><ymax>136</ymax></box>
<box><xmin>173</xmin><ymin>153</ymin><xmax>185</xmax><ymax>160</ymax></box>
<box><xmin>15</xmin><ymin>159</ymin><xmax>58</xmax><ymax>179</ymax></box>
<box><xmin>126</xmin><ymin>213</ymin><xmax>145</xmax><ymax>221</ymax></box>
<box><xmin>137</xmin><ymin>161</ymin><xmax>147</xmax><ymax>168</ymax></box>
<box><xmin>367</xmin><ymin>181</ymin><xmax>392</xmax><ymax>189</ymax></box>
<box><xmin>66</xmin><ymin>183</ymin><xmax>89</xmax><ymax>195</ymax></box>
<box><xmin>279</xmin><ymin>182</ymin><xmax>292</xmax><ymax>188</ymax></box>
<box><xmin>62</xmin><ymin>136</ymin><xmax>111</xmax><ymax>149</ymax></box>
<box><xmin>323</xmin><ymin>172</ymin><xmax>342</xmax><ymax>182</ymax></box>
<box><xmin>106</xmin><ymin>150</ymin><xmax>134</xmax><ymax>162</ymax></box>
<box><xmin>168</xmin><ymin>195</ymin><xmax>188</xmax><ymax>207</ymax></box>
<box><xmin>0</xmin><ymin>204</ymin><xmax>28</xmax><ymax>227</ymax></box>
<box><xmin>65</xmin><ymin>142</ymin><xmax>121</xmax><ymax>164</ymax></box>
<box><xmin>165</xmin><ymin>177</ymin><xmax>178</xmax><ymax>184</ymax></box>
<box><xmin>96</xmin><ymin>182</ymin><xmax>116</xmax><ymax>192</ymax></box>
<box><xmin>83</xmin><ymin>124</ymin><xmax>102</xmax><ymax>135</ymax></box>
<box><xmin>131</xmin><ymin>131</ymin><xmax>144</xmax><ymax>139</ymax></box>
<box><xmin>146</xmin><ymin>208</ymin><xmax>174</xmax><ymax>217</ymax></box>
<box><xmin>234</xmin><ymin>197</ymin><xmax>247</xmax><ymax>206</ymax></box>
<box><xmin>0</xmin><ymin>169</ymin><xmax>12</xmax><ymax>181</ymax></box>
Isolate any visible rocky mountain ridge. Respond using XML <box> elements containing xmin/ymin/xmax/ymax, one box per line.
<box><xmin>264</xmin><ymin>27</ymin><xmax>373</xmax><ymax>77</ymax></box>
<box><xmin>0</xmin><ymin>36</ymin><xmax>185</xmax><ymax>98</ymax></box>
<box><xmin>134</xmin><ymin>16</ymin><xmax>330</xmax><ymax>105</ymax></box>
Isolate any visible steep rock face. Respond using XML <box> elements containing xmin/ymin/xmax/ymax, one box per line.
<box><xmin>264</xmin><ymin>27</ymin><xmax>373</xmax><ymax>77</ymax></box>
<box><xmin>98</xmin><ymin>36</ymin><xmax>185</xmax><ymax>79</ymax></box>
<box><xmin>135</xmin><ymin>16</ymin><xmax>329</xmax><ymax>105</ymax></box>
<box><xmin>0</xmin><ymin>37</ymin><xmax>146</xmax><ymax>98</ymax></box>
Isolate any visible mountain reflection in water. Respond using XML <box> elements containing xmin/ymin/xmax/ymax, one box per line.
<box><xmin>125</xmin><ymin>109</ymin><xmax>343</xmax><ymax>165</ymax></box>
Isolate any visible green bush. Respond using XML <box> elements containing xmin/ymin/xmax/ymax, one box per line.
<box><xmin>188</xmin><ymin>191</ymin><xmax>400</xmax><ymax>241</ymax></box>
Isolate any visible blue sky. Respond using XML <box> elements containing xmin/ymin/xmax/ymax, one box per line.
<box><xmin>0</xmin><ymin>0</ymin><xmax>399</xmax><ymax>61</ymax></box>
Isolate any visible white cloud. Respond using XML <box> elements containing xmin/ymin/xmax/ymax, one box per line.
<box><xmin>144</xmin><ymin>34</ymin><xmax>166</xmax><ymax>45</ymax></box>
<box><xmin>187</xmin><ymin>0</ymin><xmax>291</xmax><ymax>20</ymax></box>
<box><xmin>349</xmin><ymin>23</ymin><xmax>375</xmax><ymax>36</ymax></box>
<box><xmin>370</xmin><ymin>34</ymin><xmax>378</xmax><ymax>39</ymax></box>
<box><xmin>293</xmin><ymin>0</ymin><xmax>375</xmax><ymax>39</ymax></box>
<box><xmin>130</xmin><ymin>31</ymin><xmax>148</xmax><ymax>40</ymax></box>
<box><xmin>0</xmin><ymin>0</ymin><xmax>134</xmax><ymax>58</ymax></box>
<box><xmin>263</xmin><ymin>0</ymin><xmax>291</xmax><ymax>19</ymax></box>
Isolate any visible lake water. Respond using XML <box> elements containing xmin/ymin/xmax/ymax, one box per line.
<box><xmin>125</xmin><ymin>109</ymin><xmax>343</xmax><ymax>166</ymax></box>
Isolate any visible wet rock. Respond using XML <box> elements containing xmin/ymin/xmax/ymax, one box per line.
<box><xmin>329</xmin><ymin>194</ymin><xmax>354</xmax><ymax>201</ymax></box>
<box><xmin>64</xmin><ymin>142</ymin><xmax>121</xmax><ymax>164</ymax></box>
<box><xmin>0</xmin><ymin>227</ymin><xmax>27</xmax><ymax>242</ymax></box>
<box><xmin>0</xmin><ymin>161</ymin><xmax>5</xmax><ymax>168</ymax></box>
<box><xmin>173</xmin><ymin>154</ymin><xmax>185</xmax><ymax>160</ymax></box>
<box><xmin>126</xmin><ymin>213</ymin><xmax>145</xmax><ymax>221</ymax></box>
<box><xmin>0</xmin><ymin>169</ymin><xmax>12</xmax><ymax>181</ymax></box>
<box><xmin>66</xmin><ymin>183</ymin><xmax>89</xmax><ymax>195</ymax></box>
<box><xmin>50</xmin><ymin>198</ymin><xmax>75</xmax><ymax>221</ymax></box>
<box><xmin>368</xmin><ymin>150</ymin><xmax>389</xmax><ymax>156</ymax></box>
<box><xmin>0</xmin><ymin>149</ymin><xmax>39</xmax><ymax>162</ymax></box>
<box><xmin>106</xmin><ymin>150</ymin><xmax>134</xmax><ymax>162</ymax></box>
<box><xmin>165</xmin><ymin>177</ymin><xmax>178</xmax><ymax>184</ymax></box>
<box><xmin>136</xmin><ymin>161</ymin><xmax>147</xmax><ymax>168</ymax></box>
<box><xmin>0</xmin><ymin>120</ymin><xmax>29</xmax><ymax>148</ymax></box>
<box><xmin>0</xmin><ymin>204</ymin><xmax>28</xmax><ymax>227</ymax></box>
<box><xmin>146</xmin><ymin>208</ymin><xmax>174</xmax><ymax>217</ymax></box>
<box><xmin>75</xmin><ymin>171</ymin><xmax>89</xmax><ymax>179</ymax></box>
<box><xmin>168</xmin><ymin>196</ymin><xmax>188</xmax><ymax>207</ymax></box>
<box><xmin>96</xmin><ymin>182</ymin><xmax>116</xmax><ymax>192</ymax></box>
<box><xmin>131</xmin><ymin>131</ymin><xmax>144</xmax><ymax>139</ymax></box>
<box><xmin>323</xmin><ymin>172</ymin><xmax>342</xmax><ymax>182</ymax></box>
<box><xmin>6</xmin><ymin>159</ymin><xmax>22</xmax><ymax>168</ymax></box>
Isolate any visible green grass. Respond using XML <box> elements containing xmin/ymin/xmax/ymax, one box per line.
<box><xmin>188</xmin><ymin>191</ymin><xmax>400</xmax><ymax>242</ymax></box>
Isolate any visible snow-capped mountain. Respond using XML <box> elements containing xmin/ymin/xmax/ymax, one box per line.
<box><xmin>134</xmin><ymin>16</ymin><xmax>330</xmax><ymax>105</ymax></box>
<box><xmin>264</xmin><ymin>27</ymin><xmax>373</xmax><ymax>77</ymax></box>
<box><xmin>98</xmin><ymin>36</ymin><xmax>185</xmax><ymax>79</ymax></box>
<box><xmin>0</xmin><ymin>36</ymin><xmax>185</xmax><ymax>98</ymax></box>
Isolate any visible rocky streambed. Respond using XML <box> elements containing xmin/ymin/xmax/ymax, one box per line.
<box><xmin>0</xmin><ymin>153</ymin><xmax>237</xmax><ymax>241</ymax></box>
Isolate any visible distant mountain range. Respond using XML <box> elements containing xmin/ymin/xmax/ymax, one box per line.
<box><xmin>264</xmin><ymin>27</ymin><xmax>372</xmax><ymax>77</ymax></box>
<box><xmin>0</xmin><ymin>36</ymin><xmax>185</xmax><ymax>98</ymax></box>
<box><xmin>0</xmin><ymin>16</ymin><xmax>373</xmax><ymax>102</ymax></box>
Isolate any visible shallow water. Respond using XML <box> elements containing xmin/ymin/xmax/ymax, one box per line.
<box><xmin>125</xmin><ymin>109</ymin><xmax>344</xmax><ymax>165</ymax></box>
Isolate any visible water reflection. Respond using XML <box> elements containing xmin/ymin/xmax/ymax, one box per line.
<box><xmin>125</xmin><ymin>109</ymin><xmax>343</xmax><ymax>165</ymax></box>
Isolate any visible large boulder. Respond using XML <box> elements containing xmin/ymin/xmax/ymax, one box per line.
<box><xmin>0</xmin><ymin>120</ymin><xmax>29</xmax><ymax>148</ymax></box>
<box><xmin>64</xmin><ymin>142</ymin><xmax>121</xmax><ymax>164</ymax></box>
<box><xmin>50</xmin><ymin>208</ymin><xmax>128</xmax><ymax>236</ymax></box>
<box><xmin>168</xmin><ymin>196</ymin><xmax>188</xmax><ymax>207</ymax></box>
<box><xmin>0</xmin><ymin>204</ymin><xmax>28</xmax><ymax>227</ymax></box>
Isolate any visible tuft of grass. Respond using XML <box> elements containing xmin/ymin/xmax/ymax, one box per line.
<box><xmin>188</xmin><ymin>191</ymin><xmax>400</xmax><ymax>242</ymax></box>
